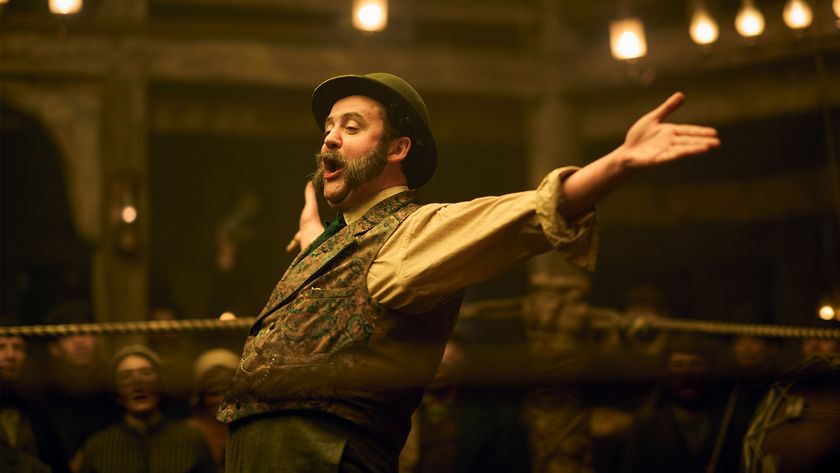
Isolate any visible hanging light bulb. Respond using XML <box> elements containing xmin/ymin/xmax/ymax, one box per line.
<box><xmin>121</xmin><ymin>205</ymin><xmax>138</xmax><ymax>224</ymax></box>
<box><xmin>735</xmin><ymin>0</ymin><xmax>765</xmax><ymax>38</ymax></box>
<box><xmin>49</xmin><ymin>0</ymin><xmax>83</xmax><ymax>14</ymax></box>
<box><xmin>352</xmin><ymin>0</ymin><xmax>388</xmax><ymax>33</ymax></box>
<box><xmin>818</xmin><ymin>304</ymin><xmax>836</xmax><ymax>321</ymax></box>
<box><xmin>689</xmin><ymin>1</ymin><xmax>719</xmax><ymax>45</ymax></box>
<box><xmin>783</xmin><ymin>0</ymin><xmax>813</xmax><ymax>29</ymax></box>
<box><xmin>609</xmin><ymin>17</ymin><xmax>648</xmax><ymax>61</ymax></box>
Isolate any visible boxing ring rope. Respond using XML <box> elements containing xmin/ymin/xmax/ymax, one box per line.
<box><xmin>2</xmin><ymin>313</ymin><xmax>838</xmax><ymax>339</ymax></box>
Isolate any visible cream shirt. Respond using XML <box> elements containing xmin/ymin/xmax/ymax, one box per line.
<box><xmin>341</xmin><ymin>167</ymin><xmax>599</xmax><ymax>314</ymax></box>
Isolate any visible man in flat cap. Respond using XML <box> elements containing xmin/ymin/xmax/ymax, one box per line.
<box><xmin>219</xmin><ymin>72</ymin><xmax>719</xmax><ymax>472</ymax></box>
<box><xmin>79</xmin><ymin>345</ymin><xmax>215</xmax><ymax>473</ymax></box>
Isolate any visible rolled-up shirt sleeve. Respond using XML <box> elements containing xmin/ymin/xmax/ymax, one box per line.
<box><xmin>368</xmin><ymin>166</ymin><xmax>599</xmax><ymax>313</ymax></box>
<box><xmin>535</xmin><ymin>167</ymin><xmax>600</xmax><ymax>271</ymax></box>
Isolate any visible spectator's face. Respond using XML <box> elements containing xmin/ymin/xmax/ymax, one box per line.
<box><xmin>150</xmin><ymin>307</ymin><xmax>176</xmax><ymax>323</ymax></box>
<box><xmin>0</xmin><ymin>336</ymin><xmax>26</xmax><ymax>381</ymax></box>
<box><xmin>666</xmin><ymin>351</ymin><xmax>708</xmax><ymax>405</ymax></box>
<box><xmin>314</xmin><ymin>95</ymin><xmax>392</xmax><ymax>210</ymax></box>
<box><xmin>732</xmin><ymin>335</ymin><xmax>770</xmax><ymax>369</ymax></box>
<box><xmin>115</xmin><ymin>355</ymin><xmax>162</xmax><ymax>417</ymax></box>
<box><xmin>52</xmin><ymin>334</ymin><xmax>100</xmax><ymax>366</ymax></box>
<box><xmin>801</xmin><ymin>338</ymin><xmax>840</xmax><ymax>357</ymax></box>
<box><xmin>149</xmin><ymin>307</ymin><xmax>179</xmax><ymax>345</ymax></box>
<box><xmin>201</xmin><ymin>386</ymin><xmax>227</xmax><ymax>413</ymax></box>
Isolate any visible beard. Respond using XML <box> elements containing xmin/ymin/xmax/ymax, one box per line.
<box><xmin>311</xmin><ymin>142</ymin><xmax>389</xmax><ymax>198</ymax></box>
<box><xmin>667</xmin><ymin>374</ymin><xmax>707</xmax><ymax>408</ymax></box>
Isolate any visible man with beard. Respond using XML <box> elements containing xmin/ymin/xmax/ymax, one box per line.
<box><xmin>620</xmin><ymin>335</ymin><xmax>725</xmax><ymax>473</ymax></box>
<box><xmin>218</xmin><ymin>72</ymin><xmax>720</xmax><ymax>472</ymax></box>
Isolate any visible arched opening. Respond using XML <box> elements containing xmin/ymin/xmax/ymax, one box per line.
<box><xmin>1</xmin><ymin>104</ymin><xmax>92</xmax><ymax>325</ymax></box>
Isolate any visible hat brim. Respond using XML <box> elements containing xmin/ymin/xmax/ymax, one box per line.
<box><xmin>311</xmin><ymin>74</ymin><xmax>437</xmax><ymax>188</ymax></box>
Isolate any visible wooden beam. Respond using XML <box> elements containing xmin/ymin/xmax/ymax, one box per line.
<box><xmin>152</xmin><ymin>0</ymin><xmax>538</xmax><ymax>24</ymax></box>
<box><xmin>0</xmin><ymin>31</ymin><xmax>537</xmax><ymax>95</ymax></box>
<box><xmin>4</xmin><ymin>9</ymin><xmax>838</xmax><ymax>94</ymax></box>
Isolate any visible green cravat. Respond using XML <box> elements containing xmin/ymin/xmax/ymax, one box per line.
<box><xmin>305</xmin><ymin>214</ymin><xmax>346</xmax><ymax>255</ymax></box>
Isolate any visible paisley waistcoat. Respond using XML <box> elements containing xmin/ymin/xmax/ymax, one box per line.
<box><xmin>218</xmin><ymin>191</ymin><xmax>464</xmax><ymax>450</ymax></box>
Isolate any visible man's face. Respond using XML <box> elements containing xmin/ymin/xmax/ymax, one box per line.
<box><xmin>666</xmin><ymin>351</ymin><xmax>708</xmax><ymax>406</ymax></box>
<box><xmin>51</xmin><ymin>334</ymin><xmax>100</xmax><ymax>366</ymax></box>
<box><xmin>149</xmin><ymin>307</ymin><xmax>179</xmax><ymax>346</ymax></box>
<box><xmin>0</xmin><ymin>336</ymin><xmax>27</xmax><ymax>381</ymax></box>
<box><xmin>313</xmin><ymin>95</ymin><xmax>391</xmax><ymax>210</ymax></box>
<box><xmin>115</xmin><ymin>354</ymin><xmax>162</xmax><ymax>418</ymax></box>
<box><xmin>801</xmin><ymin>338</ymin><xmax>840</xmax><ymax>357</ymax></box>
<box><xmin>197</xmin><ymin>367</ymin><xmax>235</xmax><ymax>413</ymax></box>
<box><xmin>731</xmin><ymin>335</ymin><xmax>770</xmax><ymax>370</ymax></box>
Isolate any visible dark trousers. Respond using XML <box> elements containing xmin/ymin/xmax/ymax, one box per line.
<box><xmin>226</xmin><ymin>411</ymin><xmax>398</xmax><ymax>473</ymax></box>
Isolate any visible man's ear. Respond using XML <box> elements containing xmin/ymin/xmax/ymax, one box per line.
<box><xmin>387</xmin><ymin>137</ymin><xmax>411</xmax><ymax>163</ymax></box>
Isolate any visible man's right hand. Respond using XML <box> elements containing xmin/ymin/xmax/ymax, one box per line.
<box><xmin>285</xmin><ymin>181</ymin><xmax>324</xmax><ymax>253</ymax></box>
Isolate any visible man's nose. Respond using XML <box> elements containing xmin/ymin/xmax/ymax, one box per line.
<box><xmin>126</xmin><ymin>373</ymin><xmax>147</xmax><ymax>386</ymax></box>
<box><xmin>323</xmin><ymin>128</ymin><xmax>341</xmax><ymax>150</ymax></box>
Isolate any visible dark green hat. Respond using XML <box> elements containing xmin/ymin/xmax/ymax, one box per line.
<box><xmin>311</xmin><ymin>72</ymin><xmax>437</xmax><ymax>188</ymax></box>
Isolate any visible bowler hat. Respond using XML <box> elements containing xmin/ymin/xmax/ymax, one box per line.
<box><xmin>311</xmin><ymin>72</ymin><xmax>437</xmax><ymax>188</ymax></box>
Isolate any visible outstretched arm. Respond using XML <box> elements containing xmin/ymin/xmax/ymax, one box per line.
<box><xmin>562</xmin><ymin>92</ymin><xmax>720</xmax><ymax>219</ymax></box>
<box><xmin>285</xmin><ymin>181</ymin><xmax>325</xmax><ymax>253</ymax></box>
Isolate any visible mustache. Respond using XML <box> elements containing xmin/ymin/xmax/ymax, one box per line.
<box><xmin>310</xmin><ymin>143</ymin><xmax>389</xmax><ymax>198</ymax></box>
<box><xmin>314</xmin><ymin>151</ymin><xmax>346</xmax><ymax>170</ymax></box>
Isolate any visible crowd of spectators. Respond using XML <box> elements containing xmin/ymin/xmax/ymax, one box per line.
<box><xmin>1</xmin><ymin>300</ymin><xmax>240</xmax><ymax>473</ymax></box>
<box><xmin>2</xmin><ymin>293</ymin><xmax>838</xmax><ymax>473</ymax></box>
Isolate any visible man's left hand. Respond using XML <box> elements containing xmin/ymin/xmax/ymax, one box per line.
<box><xmin>619</xmin><ymin>92</ymin><xmax>720</xmax><ymax>169</ymax></box>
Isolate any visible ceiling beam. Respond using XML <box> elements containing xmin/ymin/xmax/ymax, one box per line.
<box><xmin>151</xmin><ymin>0</ymin><xmax>538</xmax><ymax>24</ymax></box>
<box><xmin>0</xmin><ymin>31</ymin><xmax>537</xmax><ymax>95</ymax></box>
<box><xmin>3</xmin><ymin>15</ymin><xmax>838</xmax><ymax>135</ymax></box>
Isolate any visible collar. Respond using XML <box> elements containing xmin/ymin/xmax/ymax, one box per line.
<box><xmin>343</xmin><ymin>186</ymin><xmax>409</xmax><ymax>225</ymax></box>
<box><xmin>123</xmin><ymin>412</ymin><xmax>165</xmax><ymax>435</ymax></box>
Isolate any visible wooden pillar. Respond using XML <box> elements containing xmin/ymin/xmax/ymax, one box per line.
<box><xmin>93</xmin><ymin>0</ymin><xmax>149</xmax><ymax>327</ymax></box>
<box><xmin>527</xmin><ymin>0</ymin><xmax>589</xmax><ymax>281</ymax></box>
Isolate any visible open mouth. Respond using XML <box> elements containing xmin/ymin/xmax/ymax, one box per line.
<box><xmin>322</xmin><ymin>154</ymin><xmax>346</xmax><ymax>178</ymax></box>
<box><xmin>74</xmin><ymin>348</ymin><xmax>93</xmax><ymax>359</ymax></box>
<box><xmin>131</xmin><ymin>391</ymin><xmax>151</xmax><ymax>403</ymax></box>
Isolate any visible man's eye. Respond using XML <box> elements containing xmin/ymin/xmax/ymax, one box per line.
<box><xmin>345</xmin><ymin>126</ymin><xmax>359</xmax><ymax>133</ymax></box>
